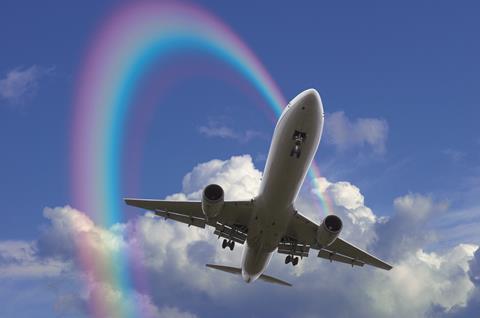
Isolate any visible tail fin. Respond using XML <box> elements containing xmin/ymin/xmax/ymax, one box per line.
<box><xmin>206</xmin><ymin>264</ymin><xmax>292</xmax><ymax>287</ymax></box>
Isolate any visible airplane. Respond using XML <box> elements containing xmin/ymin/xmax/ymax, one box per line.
<box><xmin>125</xmin><ymin>88</ymin><xmax>392</xmax><ymax>287</ymax></box>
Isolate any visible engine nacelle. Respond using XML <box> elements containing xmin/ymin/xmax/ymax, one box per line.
<box><xmin>316</xmin><ymin>215</ymin><xmax>343</xmax><ymax>248</ymax></box>
<box><xmin>202</xmin><ymin>184</ymin><xmax>224</xmax><ymax>219</ymax></box>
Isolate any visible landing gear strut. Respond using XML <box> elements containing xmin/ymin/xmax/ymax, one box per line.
<box><xmin>290</xmin><ymin>130</ymin><xmax>307</xmax><ymax>158</ymax></box>
<box><xmin>290</xmin><ymin>144</ymin><xmax>301</xmax><ymax>158</ymax></box>
<box><xmin>222</xmin><ymin>239</ymin><xmax>235</xmax><ymax>251</ymax></box>
<box><xmin>285</xmin><ymin>255</ymin><xmax>299</xmax><ymax>266</ymax></box>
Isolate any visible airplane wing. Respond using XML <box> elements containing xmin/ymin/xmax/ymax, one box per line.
<box><xmin>280</xmin><ymin>211</ymin><xmax>393</xmax><ymax>270</ymax></box>
<box><xmin>124</xmin><ymin>198</ymin><xmax>253</xmax><ymax>244</ymax></box>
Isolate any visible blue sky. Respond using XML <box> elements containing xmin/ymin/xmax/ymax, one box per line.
<box><xmin>1</xmin><ymin>1</ymin><xmax>479</xmax><ymax>317</ymax></box>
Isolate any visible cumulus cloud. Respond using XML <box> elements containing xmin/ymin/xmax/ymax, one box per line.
<box><xmin>298</xmin><ymin>183</ymin><xmax>477</xmax><ymax>317</ymax></box>
<box><xmin>178</xmin><ymin>154</ymin><xmax>261</xmax><ymax>200</ymax></box>
<box><xmin>0</xmin><ymin>65</ymin><xmax>54</xmax><ymax>105</ymax></box>
<box><xmin>83</xmin><ymin>281</ymin><xmax>198</xmax><ymax>318</ymax></box>
<box><xmin>2</xmin><ymin>155</ymin><xmax>479</xmax><ymax>317</ymax></box>
<box><xmin>373</xmin><ymin>193</ymin><xmax>449</xmax><ymax>261</ymax></box>
<box><xmin>367</xmin><ymin>244</ymin><xmax>476</xmax><ymax>316</ymax></box>
<box><xmin>0</xmin><ymin>240</ymin><xmax>70</xmax><ymax>278</ymax></box>
<box><xmin>299</xmin><ymin>177</ymin><xmax>378</xmax><ymax>254</ymax></box>
<box><xmin>431</xmin><ymin>247</ymin><xmax>480</xmax><ymax>317</ymax></box>
<box><xmin>198</xmin><ymin>119</ymin><xmax>265</xmax><ymax>143</ymax></box>
<box><xmin>324</xmin><ymin>111</ymin><xmax>388</xmax><ymax>154</ymax></box>
<box><xmin>50</xmin><ymin>278</ymin><xmax>198</xmax><ymax>318</ymax></box>
<box><xmin>27</xmin><ymin>206</ymin><xmax>200</xmax><ymax>317</ymax></box>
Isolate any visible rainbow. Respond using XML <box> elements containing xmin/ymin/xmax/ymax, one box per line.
<box><xmin>71</xmin><ymin>2</ymin><xmax>333</xmax><ymax>317</ymax></box>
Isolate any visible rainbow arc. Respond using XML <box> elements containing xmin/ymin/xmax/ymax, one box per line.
<box><xmin>71</xmin><ymin>2</ymin><xmax>333</xmax><ymax>317</ymax></box>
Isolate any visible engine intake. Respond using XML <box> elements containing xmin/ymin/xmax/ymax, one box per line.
<box><xmin>316</xmin><ymin>215</ymin><xmax>342</xmax><ymax>248</ymax></box>
<box><xmin>202</xmin><ymin>184</ymin><xmax>224</xmax><ymax>219</ymax></box>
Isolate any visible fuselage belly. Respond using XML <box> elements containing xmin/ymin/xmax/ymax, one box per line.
<box><xmin>241</xmin><ymin>89</ymin><xmax>324</xmax><ymax>283</ymax></box>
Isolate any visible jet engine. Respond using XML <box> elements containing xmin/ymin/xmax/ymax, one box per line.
<box><xmin>202</xmin><ymin>184</ymin><xmax>224</xmax><ymax>219</ymax></box>
<box><xmin>316</xmin><ymin>215</ymin><xmax>342</xmax><ymax>248</ymax></box>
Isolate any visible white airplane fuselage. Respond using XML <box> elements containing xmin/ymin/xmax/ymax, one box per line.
<box><xmin>241</xmin><ymin>89</ymin><xmax>324</xmax><ymax>283</ymax></box>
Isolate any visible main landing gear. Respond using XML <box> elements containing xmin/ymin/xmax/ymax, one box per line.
<box><xmin>222</xmin><ymin>239</ymin><xmax>235</xmax><ymax>251</ymax></box>
<box><xmin>285</xmin><ymin>255</ymin><xmax>299</xmax><ymax>266</ymax></box>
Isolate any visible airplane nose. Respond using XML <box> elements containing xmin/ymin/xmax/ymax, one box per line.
<box><xmin>298</xmin><ymin>88</ymin><xmax>324</xmax><ymax>117</ymax></box>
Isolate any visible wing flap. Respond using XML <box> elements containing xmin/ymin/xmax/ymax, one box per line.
<box><xmin>317</xmin><ymin>249</ymin><xmax>365</xmax><ymax>267</ymax></box>
<box><xmin>277</xmin><ymin>241</ymin><xmax>310</xmax><ymax>258</ymax></box>
<box><xmin>154</xmin><ymin>210</ymin><xmax>206</xmax><ymax>228</ymax></box>
<box><xmin>125</xmin><ymin>199</ymin><xmax>204</xmax><ymax>218</ymax></box>
<box><xmin>328</xmin><ymin>238</ymin><xmax>393</xmax><ymax>270</ymax></box>
<box><xmin>213</xmin><ymin>224</ymin><xmax>247</xmax><ymax>244</ymax></box>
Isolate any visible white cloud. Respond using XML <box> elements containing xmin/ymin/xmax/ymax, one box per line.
<box><xmin>83</xmin><ymin>281</ymin><xmax>198</xmax><ymax>318</ymax></box>
<box><xmin>179</xmin><ymin>154</ymin><xmax>261</xmax><ymax>200</ymax></box>
<box><xmin>374</xmin><ymin>193</ymin><xmax>449</xmax><ymax>261</ymax></box>
<box><xmin>0</xmin><ymin>65</ymin><xmax>54</xmax><ymax>104</ymax></box>
<box><xmin>364</xmin><ymin>244</ymin><xmax>477</xmax><ymax>316</ymax></box>
<box><xmin>308</xmin><ymin>177</ymin><xmax>377</xmax><ymax>247</ymax></box>
<box><xmin>324</xmin><ymin>111</ymin><xmax>388</xmax><ymax>154</ymax></box>
<box><xmin>2</xmin><ymin>155</ymin><xmax>479</xmax><ymax>317</ymax></box>
<box><xmin>198</xmin><ymin>120</ymin><xmax>265</xmax><ymax>143</ymax></box>
<box><xmin>393</xmin><ymin>192</ymin><xmax>448</xmax><ymax>221</ymax></box>
<box><xmin>0</xmin><ymin>240</ymin><xmax>70</xmax><ymax>278</ymax></box>
<box><xmin>142</xmin><ymin>157</ymin><xmax>479</xmax><ymax>316</ymax></box>
<box><xmin>34</xmin><ymin>206</ymin><xmax>201</xmax><ymax>317</ymax></box>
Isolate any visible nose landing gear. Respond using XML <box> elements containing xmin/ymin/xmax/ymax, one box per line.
<box><xmin>222</xmin><ymin>239</ymin><xmax>235</xmax><ymax>251</ymax></box>
<box><xmin>290</xmin><ymin>130</ymin><xmax>307</xmax><ymax>158</ymax></box>
<box><xmin>285</xmin><ymin>255</ymin><xmax>299</xmax><ymax>266</ymax></box>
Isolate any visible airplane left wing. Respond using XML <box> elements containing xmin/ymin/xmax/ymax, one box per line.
<box><xmin>124</xmin><ymin>198</ymin><xmax>253</xmax><ymax>244</ymax></box>
<box><xmin>282</xmin><ymin>211</ymin><xmax>393</xmax><ymax>270</ymax></box>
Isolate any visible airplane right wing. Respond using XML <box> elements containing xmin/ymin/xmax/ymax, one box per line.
<box><xmin>326</xmin><ymin>237</ymin><xmax>392</xmax><ymax>270</ymax></box>
<box><xmin>281</xmin><ymin>211</ymin><xmax>393</xmax><ymax>270</ymax></box>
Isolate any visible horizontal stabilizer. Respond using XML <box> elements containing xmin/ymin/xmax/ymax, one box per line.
<box><xmin>206</xmin><ymin>264</ymin><xmax>292</xmax><ymax>287</ymax></box>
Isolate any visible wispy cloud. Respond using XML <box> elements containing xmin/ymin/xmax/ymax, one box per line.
<box><xmin>442</xmin><ymin>148</ymin><xmax>466</xmax><ymax>163</ymax></box>
<box><xmin>0</xmin><ymin>65</ymin><xmax>54</xmax><ymax>105</ymax></box>
<box><xmin>324</xmin><ymin>111</ymin><xmax>389</xmax><ymax>154</ymax></box>
<box><xmin>198</xmin><ymin>119</ymin><xmax>265</xmax><ymax>143</ymax></box>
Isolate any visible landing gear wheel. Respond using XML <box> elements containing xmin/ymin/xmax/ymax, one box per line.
<box><xmin>229</xmin><ymin>241</ymin><xmax>235</xmax><ymax>251</ymax></box>
<box><xmin>222</xmin><ymin>239</ymin><xmax>228</xmax><ymax>249</ymax></box>
<box><xmin>290</xmin><ymin>145</ymin><xmax>301</xmax><ymax>158</ymax></box>
<box><xmin>285</xmin><ymin>255</ymin><xmax>291</xmax><ymax>264</ymax></box>
<box><xmin>292</xmin><ymin>257</ymin><xmax>299</xmax><ymax>266</ymax></box>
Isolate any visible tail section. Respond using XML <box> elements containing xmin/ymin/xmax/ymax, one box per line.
<box><xmin>206</xmin><ymin>264</ymin><xmax>292</xmax><ymax>287</ymax></box>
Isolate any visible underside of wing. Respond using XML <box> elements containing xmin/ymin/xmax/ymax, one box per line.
<box><xmin>326</xmin><ymin>238</ymin><xmax>393</xmax><ymax>270</ymax></box>
<box><xmin>125</xmin><ymin>199</ymin><xmax>204</xmax><ymax>217</ymax></box>
<box><xmin>124</xmin><ymin>198</ymin><xmax>254</xmax><ymax>244</ymax></box>
<box><xmin>283</xmin><ymin>210</ymin><xmax>393</xmax><ymax>270</ymax></box>
<box><xmin>125</xmin><ymin>198</ymin><xmax>206</xmax><ymax>228</ymax></box>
